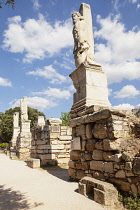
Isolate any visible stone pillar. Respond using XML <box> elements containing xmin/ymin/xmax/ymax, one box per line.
<box><xmin>17</xmin><ymin>96</ymin><xmax>32</xmax><ymax>160</ymax></box>
<box><xmin>11</xmin><ymin>112</ymin><xmax>20</xmax><ymax>148</ymax></box>
<box><xmin>10</xmin><ymin>112</ymin><xmax>20</xmax><ymax>159</ymax></box>
<box><xmin>35</xmin><ymin>116</ymin><xmax>46</xmax><ymax>127</ymax></box>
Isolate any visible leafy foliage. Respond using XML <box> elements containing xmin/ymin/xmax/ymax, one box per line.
<box><xmin>119</xmin><ymin>192</ymin><xmax>140</xmax><ymax>210</ymax></box>
<box><xmin>60</xmin><ymin>112</ymin><xmax>71</xmax><ymax>126</ymax></box>
<box><xmin>0</xmin><ymin>0</ymin><xmax>16</xmax><ymax>8</ymax></box>
<box><xmin>0</xmin><ymin>143</ymin><xmax>8</xmax><ymax>148</ymax></box>
<box><xmin>0</xmin><ymin>107</ymin><xmax>45</xmax><ymax>143</ymax></box>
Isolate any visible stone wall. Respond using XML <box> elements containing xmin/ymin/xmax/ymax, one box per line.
<box><xmin>31</xmin><ymin>118</ymin><xmax>72</xmax><ymax>166</ymax></box>
<box><xmin>68</xmin><ymin>107</ymin><xmax>140</xmax><ymax>195</ymax></box>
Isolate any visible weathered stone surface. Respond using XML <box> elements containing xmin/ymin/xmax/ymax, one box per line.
<box><xmin>133</xmin><ymin>157</ymin><xmax>140</xmax><ymax>174</ymax></box>
<box><xmin>95</xmin><ymin>141</ymin><xmax>103</xmax><ymax>150</ymax></box>
<box><xmin>86</xmin><ymin>139</ymin><xmax>96</xmax><ymax>152</ymax></box>
<box><xmin>59</xmin><ymin>136</ymin><xmax>72</xmax><ymax>140</ymax></box>
<box><xmin>103</xmin><ymin>139</ymin><xmax>121</xmax><ymax>151</ymax></box>
<box><xmin>92</xmin><ymin>121</ymin><xmax>108</xmax><ymax>139</ymax></box>
<box><xmin>86</xmin><ymin>124</ymin><xmax>94</xmax><ymax>139</ymax></box>
<box><xmin>82</xmin><ymin>161</ymin><xmax>89</xmax><ymax>170</ymax></box>
<box><xmin>109</xmin><ymin>178</ymin><xmax>131</xmax><ymax>192</ymax></box>
<box><xmin>103</xmin><ymin>151</ymin><xmax>114</xmax><ymax>161</ymax></box>
<box><xmin>92</xmin><ymin>150</ymin><xmax>103</xmax><ymax>160</ymax></box>
<box><xmin>115</xmin><ymin>170</ymin><xmax>126</xmax><ymax>178</ymax></box>
<box><xmin>38</xmin><ymin>154</ymin><xmax>55</xmax><ymax>160</ymax></box>
<box><xmin>131</xmin><ymin>184</ymin><xmax>138</xmax><ymax>195</ymax></box>
<box><xmin>90</xmin><ymin>161</ymin><xmax>104</xmax><ymax>171</ymax></box>
<box><xmin>48</xmin><ymin>118</ymin><xmax>62</xmax><ymax>125</ymax></box>
<box><xmin>75</xmin><ymin>162</ymin><xmax>82</xmax><ymax>169</ymax></box>
<box><xmin>111</xmin><ymin>154</ymin><xmax>122</xmax><ymax>162</ymax></box>
<box><xmin>92</xmin><ymin>171</ymin><xmax>105</xmax><ymax>180</ymax></box>
<box><xmin>125</xmin><ymin>162</ymin><xmax>132</xmax><ymax>171</ymax></box>
<box><xmin>104</xmin><ymin>162</ymin><xmax>114</xmax><ymax>173</ymax></box>
<box><xmin>84</xmin><ymin>153</ymin><xmax>92</xmax><ymax>160</ymax></box>
<box><xmin>76</xmin><ymin>170</ymin><xmax>85</xmax><ymax>180</ymax></box>
<box><xmin>76</xmin><ymin>125</ymin><xmax>86</xmax><ymax>136</ymax></box>
<box><xmin>26</xmin><ymin>158</ymin><xmax>40</xmax><ymax>168</ymax></box>
<box><xmin>70</xmin><ymin>150</ymin><xmax>81</xmax><ymax>160</ymax></box>
<box><xmin>71</xmin><ymin>137</ymin><xmax>81</xmax><ymax>150</ymax></box>
<box><xmin>79</xmin><ymin>176</ymin><xmax>118</xmax><ymax>206</ymax></box>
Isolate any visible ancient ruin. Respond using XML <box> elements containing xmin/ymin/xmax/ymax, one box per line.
<box><xmin>68</xmin><ymin>3</ymin><xmax>140</xmax><ymax>198</ymax></box>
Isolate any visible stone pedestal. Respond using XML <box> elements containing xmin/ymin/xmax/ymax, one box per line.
<box><xmin>69</xmin><ymin>63</ymin><xmax>111</xmax><ymax>115</ymax></box>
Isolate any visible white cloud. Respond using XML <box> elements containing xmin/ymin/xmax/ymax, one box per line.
<box><xmin>2</xmin><ymin>14</ymin><xmax>73</xmax><ymax>63</ymax></box>
<box><xmin>9</xmin><ymin>97</ymin><xmax>58</xmax><ymax>111</ymax></box>
<box><xmin>129</xmin><ymin>0</ymin><xmax>137</xmax><ymax>3</ymax></box>
<box><xmin>27</xmin><ymin>65</ymin><xmax>67</xmax><ymax>84</ymax></box>
<box><xmin>32</xmin><ymin>0</ymin><xmax>41</xmax><ymax>11</ymax></box>
<box><xmin>114</xmin><ymin>85</ymin><xmax>140</xmax><ymax>98</ymax></box>
<box><xmin>32</xmin><ymin>87</ymin><xmax>71</xmax><ymax>99</ymax></box>
<box><xmin>137</xmin><ymin>4</ymin><xmax>140</xmax><ymax>9</ymax></box>
<box><xmin>95</xmin><ymin>15</ymin><xmax>140</xmax><ymax>84</ymax></box>
<box><xmin>114</xmin><ymin>103</ymin><xmax>135</xmax><ymax>110</ymax></box>
<box><xmin>0</xmin><ymin>77</ymin><xmax>12</xmax><ymax>87</ymax></box>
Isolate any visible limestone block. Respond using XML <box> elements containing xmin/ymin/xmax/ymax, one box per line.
<box><xmin>138</xmin><ymin>184</ymin><xmax>140</xmax><ymax>195</ymax></box>
<box><xmin>103</xmin><ymin>139</ymin><xmax>121</xmax><ymax>151</ymax></box>
<box><xmin>125</xmin><ymin>162</ymin><xmax>132</xmax><ymax>171</ymax></box>
<box><xmin>79</xmin><ymin>176</ymin><xmax>118</xmax><ymax>206</ymax></box>
<box><xmin>82</xmin><ymin>162</ymin><xmax>89</xmax><ymax>170</ymax></box>
<box><xmin>37</xmin><ymin>145</ymin><xmax>51</xmax><ymax>150</ymax></box>
<box><xmin>75</xmin><ymin>162</ymin><xmax>82</xmax><ymax>169</ymax></box>
<box><xmin>92</xmin><ymin>149</ymin><xmax>103</xmax><ymax>160</ymax></box>
<box><xmin>133</xmin><ymin>157</ymin><xmax>140</xmax><ymax>175</ymax></box>
<box><xmin>103</xmin><ymin>151</ymin><xmax>114</xmax><ymax>161</ymax></box>
<box><xmin>92</xmin><ymin>121</ymin><xmax>108</xmax><ymax>139</ymax></box>
<box><xmin>104</xmin><ymin>162</ymin><xmax>114</xmax><ymax>173</ymax></box>
<box><xmin>84</xmin><ymin>153</ymin><xmax>92</xmax><ymax>160</ymax></box>
<box><xmin>26</xmin><ymin>159</ymin><xmax>40</xmax><ymax>168</ymax></box>
<box><xmin>59</xmin><ymin>136</ymin><xmax>72</xmax><ymax>140</ymax></box>
<box><xmin>76</xmin><ymin>170</ymin><xmax>85</xmax><ymax>180</ymax></box>
<box><xmin>86</xmin><ymin>139</ymin><xmax>96</xmax><ymax>152</ymax></box>
<box><xmin>71</xmin><ymin>137</ymin><xmax>81</xmax><ymax>150</ymax></box>
<box><xmin>86</xmin><ymin>124</ymin><xmax>94</xmax><ymax>139</ymax></box>
<box><xmin>38</xmin><ymin>154</ymin><xmax>55</xmax><ymax>160</ymax></box>
<box><xmin>66</xmin><ymin>127</ymin><xmax>72</xmax><ymax>136</ymax></box>
<box><xmin>50</xmin><ymin>132</ymin><xmax>60</xmax><ymax>139</ymax></box>
<box><xmin>48</xmin><ymin>118</ymin><xmax>62</xmax><ymax>125</ymax></box>
<box><xmin>68</xmin><ymin>168</ymin><xmax>76</xmax><ymax>178</ymax></box>
<box><xmin>126</xmin><ymin>172</ymin><xmax>135</xmax><ymax>177</ymax></box>
<box><xmin>76</xmin><ymin>124</ymin><xmax>86</xmax><ymax>136</ymax></box>
<box><xmin>109</xmin><ymin>178</ymin><xmax>131</xmax><ymax>192</ymax></box>
<box><xmin>51</xmin><ymin>126</ymin><xmax>60</xmax><ymax>133</ymax></box>
<box><xmin>61</xmin><ymin>131</ymin><xmax>67</xmax><ymax>136</ymax></box>
<box><xmin>90</xmin><ymin>161</ymin><xmax>104</xmax><ymax>171</ymax></box>
<box><xmin>122</xmin><ymin>152</ymin><xmax>131</xmax><ymax>161</ymax></box>
<box><xmin>115</xmin><ymin>170</ymin><xmax>126</xmax><ymax>178</ymax></box>
<box><xmin>111</xmin><ymin>154</ymin><xmax>122</xmax><ymax>162</ymax></box>
<box><xmin>51</xmin><ymin>145</ymin><xmax>65</xmax><ymax>150</ymax></box>
<box><xmin>57</xmin><ymin>158</ymin><xmax>70</xmax><ymax>164</ymax></box>
<box><xmin>68</xmin><ymin>160</ymin><xmax>75</xmax><ymax>168</ymax></box>
<box><xmin>92</xmin><ymin>171</ymin><xmax>105</xmax><ymax>180</ymax></box>
<box><xmin>131</xmin><ymin>184</ymin><xmax>138</xmax><ymax>195</ymax></box>
<box><xmin>95</xmin><ymin>141</ymin><xmax>103</xmax><ymax>150</ymax></box>
<box><xmin>36</xmin><ymin>149</ymin><xmax>48</xmax><ymax>154</ymax></box>
<box><xmin>57</xmin><ymin>154</ymin><xmax>70</xmax><ymax>158</ymax></box>
<box><xmin>70</xmin><ymin>150</ymin><xmax>81</xmax><ymax>160</ymax></box>
<box><xmin>81</xmin><ymin>140</ymin><xmax>86</xmax><ymax>151</ymax></box>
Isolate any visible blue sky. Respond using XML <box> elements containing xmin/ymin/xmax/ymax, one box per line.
<box><xmin>0</xmin><ymin>0</ymin><xmax>140</xmax><ymax>118</ymax></box>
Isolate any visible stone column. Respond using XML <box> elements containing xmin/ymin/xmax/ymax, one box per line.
<box><xmin>10</xmin><ymin>112</ymin><xmax>20</xmax><ymax>159</ymax></box>
<box><xmin>17</xmin><ymin>96</ymin><xmax>32</xmax><ymax>160</ymax></box>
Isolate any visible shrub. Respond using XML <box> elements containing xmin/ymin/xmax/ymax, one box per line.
<box><xmin>0</xmin><ymin>143</ymin><xmax>8</xmax><ymax>148</ymax></box>
<box><xmin>119</xmin><ymin>192</ymin><xmax>140</xmax><ymax>210</ymax></box>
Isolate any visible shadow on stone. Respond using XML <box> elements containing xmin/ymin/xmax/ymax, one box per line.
<box><xmin>0</xmin><ymin>185</ymin><xmax>43</xmax><ymax>210</ymax></box>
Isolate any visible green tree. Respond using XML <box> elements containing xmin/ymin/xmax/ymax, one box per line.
<box><xmin>0</xmin><ymin>107</ymin><xmax>45</xmax><ymax>143</ymax></box>
<box><xmin>60</xmin><ymin>112</ymin><xmax>71</xmax><ymax>126</ymax></box>
<box><xmin>0</xmin><ymin>0</ymin><xmax>16</xmax><ymax>8</ymax></box>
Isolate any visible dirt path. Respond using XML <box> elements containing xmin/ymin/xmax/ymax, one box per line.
<box><xmin>0</xmin><ymin>154</ymin><xmax>106</xmax><ymax>210</ymax></box>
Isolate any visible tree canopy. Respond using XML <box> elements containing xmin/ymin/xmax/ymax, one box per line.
<box><xmin>0</xmin><ymin>0</ymin><xmax>16</xmax><ymax>8</ymax></box>
<box><xmin>0</xmin><ymin>107</ymin><xmax>45</xmax><ymax>143</ymax></box>
<box><xmin>60</xmin><ymin>112</ymin><xmax>71</xmax><ymax>126</ymax></box>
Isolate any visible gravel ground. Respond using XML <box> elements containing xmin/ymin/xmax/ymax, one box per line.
<box><xmin>0</xmin><ymin>154</ymin><xmax>107</xmax><ymax>210</ymax></box>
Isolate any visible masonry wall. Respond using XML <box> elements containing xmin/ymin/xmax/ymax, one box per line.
<box><xmin>68</xmin><ymin>108</ymin><xmax>140</xmax><ymax>195</ymax></box>
<box><xmin>31</xmin><ymin>124</ymin><xmax>72</xmax><ymax>166</ymax></box>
